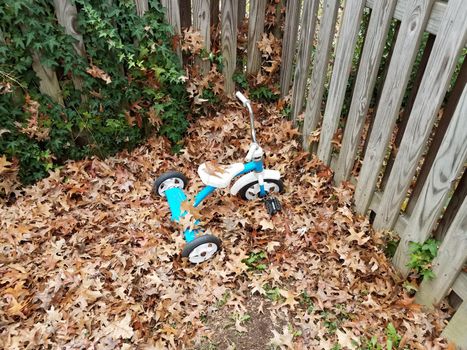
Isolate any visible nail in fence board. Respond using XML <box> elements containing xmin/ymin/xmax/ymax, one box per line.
<box><xmin>393</xmin><ymin>84</ymin><xmax>467</xmax><ymax>275</ymax></box>
<box><xmin>246</xmin><ymin>0</ymin><xmax>267</xmax><ymax>76</ymax></box>
<box><xmin>193</xmin><ymin>0</ymin><xmax>211</xmax><ymax>74</ymax></box>
<box><xmin>416</xmin><ymin>194</ymin><xmax>467</xmax><ymax>307</ymax></box>
<box><xmin>302</xmin><ymin>0</ymin><xmax>339</xmax><ymax>150</ymax></box>
<box><xmin>353</xmin><ymin>0</ymin><xmax>436</xmax><ymax>214</ymax></box>
<box><xmin>373</xmin><ymin>0</ymin><xmax>467</xmax><ymax>230</ymax></box>
<box><xmin>290</xmin><ymin>0</ymin><xmax>319</xmax><ymax>124</ymax></box>
<box><xmin>334</xmin><ymin>0</ymin><xmax>397</xmax><ymax>183</ymax></box>
<box><xmin>279</xmin><ymin>0</ymin><xmax>301</xmax><ymax>97</ymax></box>
<box><xmin>221</xmin><ymin>0</ymin><xmax>238</xmax><ymax>95</ymax></box>
<box><xmin>316</xmin><ymin>0</ymin><xmax>366</xmax><ymax>165</ymax></box>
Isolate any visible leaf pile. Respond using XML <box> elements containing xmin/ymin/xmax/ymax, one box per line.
<box><xmin>0</xmin><ymin>101</ymin><xmax>451</xmax><ymax>349</ymax></box>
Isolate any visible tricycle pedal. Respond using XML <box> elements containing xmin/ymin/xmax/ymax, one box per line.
<box><xmin>264</xmin><ymin>196</ymin><xmax>281</xmax><ymax>216</ymax></box>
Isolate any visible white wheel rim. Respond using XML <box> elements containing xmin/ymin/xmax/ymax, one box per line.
<box><xmin>188</xmin><ymin>242</ymin><xmax>218</xmax><ymax>263</ymax></box>
<box><xmin>158</xmin><ymin>177</ymin><xmax>184</xmax><ymax>196</ymax></box>
<box><xmin>245</xmin><ymin>182</ymin><xmax>280</xmax><ymax>200</ymax></box>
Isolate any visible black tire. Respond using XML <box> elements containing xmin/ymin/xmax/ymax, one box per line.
<box><xmin>153</xmin><ymin>171</ymin><xmax>189</xmax><ymax>196</ymax></box>
<box><xmin>182</xmin><ymin>234</ymin><xmax>222</xmax><ymax>263</ymax></box>
<box><xmin>238</xmin><ymin>179</ymin><xmax>284</xmax><ymax>200</ymax></box>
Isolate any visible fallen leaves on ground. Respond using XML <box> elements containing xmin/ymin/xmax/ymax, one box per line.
<box><xmin>0</xmin><ymin>103</ymin><xmax>452</xmax><ymax>349</ymax></box>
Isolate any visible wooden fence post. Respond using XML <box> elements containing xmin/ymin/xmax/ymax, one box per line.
<box><xmin>353</xmin><ymin>0</ymin><xmax>436</xmax><ymax>214</ymax></box>
<box><xmin>373</xmin><ymin>0</ymin><xmax>467</xmax><ymax>230</ymax></box>
<box><xmin>193</xmin><ymin>0</ymin><xmax>211</xmax><ymax>74</ymax></box>
<box><xmin>302</xmin><ymin>0</ymin><xmax>339</xmax><ymax>150</ymax></box>
<box><xmin>316</xmin><ymin>0</ymin><xmax>365</xmax><ymax>165</ymax></box>
<box><xmin>279</xmin><ymin>0</ymin><xmax>301</xmax><ymax>98</ymax></box>
<box><xmin>53</xmin><ymin>0</ymin><xmax>87</xmax><ymax>97</ymax></box>
<box><xmin>441</xmin><ymin>301</ymin><xmax>467</xmax><ymax>347</ymax></box>
<box><xmin>333</xmin><ymin>0</ymin><xmax>397</xmax><ymax>182</ymax></box>
<box><xmin>221</xmin><ymin>0</ymin><xmax>238</xmax><ymax>95</ymax></box>
<box><xmin>415</xmin><ymin>193</ymin><xmax>467</xmax><ymax>307</ymax></box>
<box><xmin>134</xmin><ymin>0</ymin><xmax>149</xmax><ymax>16</ymax></box>
<box><xmin>393</xmin><ymin>84</ymin><xmax>467</xmax><ymax>275</ymax></box>
<box><xmin>161</xmin><ymin>0</ymin><xmax>183</xmax><ymax>63</ymax></box>
<box><xmin>246</xmin><ymin>0</ymin><xmax>267</xmax><ymax>76</ymax></box>
<box><xmin>31</xmin><ymin>53</ymin><xmax>64</xmax><ymax>106</ymax></box>
<box><xmin>290</xmin><ymin>0</ymin><xmax>319</xmax><ymax>124</ymax></box>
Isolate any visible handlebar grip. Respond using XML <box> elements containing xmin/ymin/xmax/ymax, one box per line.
<box><xmin>235</xmin><ymin>91</ymin><xmax>249</xmax><ymax>105</ymax></box>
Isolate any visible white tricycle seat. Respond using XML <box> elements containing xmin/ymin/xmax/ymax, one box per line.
<box><xmin>198</xmin><ymin>162</ymin><xmax>244</xmax><ymax>188</ymax></box>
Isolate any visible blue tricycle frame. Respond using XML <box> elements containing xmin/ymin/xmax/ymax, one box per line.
<box><xmin>154</xmin><ymin>91</ymin><xmax>284</xmax><ymax>264</ymax></box>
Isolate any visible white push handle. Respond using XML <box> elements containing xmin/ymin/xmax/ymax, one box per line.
<box><xmin>235</xmin><ymin>91</ymin><xmax>249</xmax><ymax>105</ymax></box>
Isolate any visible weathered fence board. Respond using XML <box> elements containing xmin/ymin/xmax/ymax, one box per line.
<box><xmin>31</xmin><ymin>52</ymin><xmax>64</xmax><ymax>106</ymax></box>
<box><xmin>161</xmin><ymin>0</ymin><xmax>182</xmax><ymax>63</ymax></box>
<box><xmin>406</xmin><ymin>59</ymin><xmax>467</xmax><ymax>215</ymax></box>
<box><xmin>316</xmin><ymin>0</ymin><xmax>365</xmax><ymax>165</ymax></box>
<box><xmin>379</xmin><ymin>34</ymin><xmax>436</xmax><ymax>194</ymax></box>
<box><xmin>436</xmin><ymin>171</ymin><xmax>467</xmax><ymax>242</ymax></box>
<box><xmin>221</xmin><ymin>0</ymin><xmax>238</xmax><ymax>95</ymax></box>
<box><xmin>134</xmin><ymin>0</ymin><xmax>149</xmax><ymax>16</ymax></box>
<box><xmin>441</xmin><ymin>301</ymin><xmax>467</xmax><ymax>348</ymax></box>
<box><xmin>353</xmin><ymin>0</ymin><xmax>436</xmax><ymax>214</ymax></box>
<box><xmin>290</xmin><ymin>0</ymin><xmax>319</xmax><ymax>124</ymax></box>
<box><xmin>279</xmin><ymin>0</ymin><xmax>301</xmax><ymax>97</ymax></box>
<box><xmin>193</xmin><ymin>0</ymin><xmax>211</xmax><ymax>74</ymax></box>
<box><xmin>373</xmin><ymin>0</ymin><xmax>467</xmax><ymax>230</ymax></box>
<box><xmin>416</xmin><ymin>194</ymin><xmax>467</xmax><ymax>306</ymax></box>
<box><xmin>452</xmin><ymin>272</ymin><xmax>467</xmax><ymax>301</ymax></box>
<box><xmin>393</xmin><ymin>84</ymin><xmax>467</xmax><ymax>275</ymax></box>
<box><xmin>53</xmin><ymin>0</ymin><xmax>87</xmax><ymax>95</ymax></box>
<box><xmin>246</xmin><ymin>0</ymin><xmax>267</xmax><ymax>75</ymax></box>
<box><xmin>334</xmin><ymin>0</ymin><xmax>397</xmax><ymax>182</ymax></box>
<box><xmin>302</xmin><ymin>0</ymin><xmax>339</xmax><ymax>150</ymax></box>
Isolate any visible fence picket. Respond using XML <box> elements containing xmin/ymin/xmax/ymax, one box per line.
<box><xmin>334</xmin><ymin>0</ymin><xmax>397</xmax><ymax>182</ymax></box>
<box><xmin>316</xmin><ymin>0</ymin><xmax>365</xmax><ymax>165</ymax></box>
<box><xmin>279</xmin><ymin>0</ymin><xmax>301</xmax><ymax>97</ymax></box>
<box><xmin>441</xmin><ymin>301</ymin><xmax>467</xmax><ymax>348</ymax></box>
<box><xmin>353</xmin><ymin>1</ymin><xmax>436</xmax><ymax>214</ymax></box>
<box><xmin>246</xmin><ymin>0</ymin><xmax>267</xmax><ymax>76</ymax></box>
<box><xmin>406</xmin><ymin>59</ymin><xmax>467</xmax><ymax>216</ymax></box>
<box><xmin>379</xmin><ymin>34</ymin><xmax>436</xmax><ymax>193</ymax></box>
<box><xmin>31</xmin><ymin>52</ymin><xmax>64</xmax><ymax>106</ymax></box>
<box><xmin>53</xmin><ymin>0</ymin><xmax>87</xmax><ymax>96</ymax></box>
<box><xmin>134</xmin><ymin>0</ymin><xmax>148</xmax><ymax>16</ymax></box>
<box><xmin>302</xmin><ymin>0</ymin><xmax>339</xmax><ymax>150</ymax></box>
<box><xmin>193</xmin><ymin>0</ymin><xmax>211</xmax><ymax>74</ymax></box>
<box><xmin>221</xmin><ymin>0</ymin><xmax>238</xmax><ymax>95</ymax></box>
<box><xmin>161</xmin><ymin>0</ymin><xmax>182</xmax><ymax>63</ymax></box>
<box><xmin>415</xmin><ymin>194</ymin><xmax>467</xmax><ymax>306</ymax></box>
<box><xmin>373</xmin><ymin>0</ymin><xmax>467</xmax><ymax>230</ymax></box>
<box><xmin>290</xmin><ymin>0</ymin><xmax>319</xmax><ymax>124</ymax></box>
<box><xmin>393</xmin><ymin>84</ymin><xmax>467</xmax><ymax>275</ymax></box>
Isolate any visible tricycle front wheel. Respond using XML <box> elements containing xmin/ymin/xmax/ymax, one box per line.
<box><xmin>153</xmin><ymin>171</ymin><xmax>188</xmax><ymax>196</ymax></box>
<box><xmin>182</xmin><ymin>234</ymin><xmax>221</xmax><ymax>264</ymax></box>
<box><xmin>238</xmin><ymin>179</ymin><xmax>284</xmax><ymax>200</ymax></box>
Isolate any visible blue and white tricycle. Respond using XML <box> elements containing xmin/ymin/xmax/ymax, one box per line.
<box><xmin>154</xmin><ymin>91</ymin><xmax>284</xmax><ymax>263</ymax></box>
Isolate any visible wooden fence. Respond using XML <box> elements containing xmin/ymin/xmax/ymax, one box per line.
<box><xmin>159</xmin><ymin>0</ymin><xmax>467</xmax><ymax>346</ymax></box>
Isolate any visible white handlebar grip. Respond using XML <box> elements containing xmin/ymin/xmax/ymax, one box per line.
<box><xmin>235</xmin><ymin>91</ymin><xmax>249</xmax><ymax>105</ymax></box>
